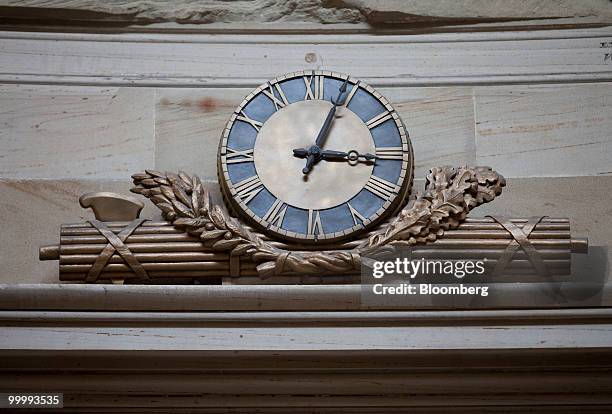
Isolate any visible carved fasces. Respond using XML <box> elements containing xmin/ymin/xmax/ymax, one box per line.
<box><xmin>131</xmin><ymin>166</ymin><xmax>505</xmax><ymax>278</ymax></box>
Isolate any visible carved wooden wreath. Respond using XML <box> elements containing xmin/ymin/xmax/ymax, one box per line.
<box><xmin>131</xmin><ymin>166</ymin><xmax>505</xmax><ymax>278</ymax></box>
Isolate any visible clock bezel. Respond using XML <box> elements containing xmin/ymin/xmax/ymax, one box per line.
<box><xmin>217</xmin><ymin>70</ymin><xmax>414</xmax><ymax>244</ymax></box>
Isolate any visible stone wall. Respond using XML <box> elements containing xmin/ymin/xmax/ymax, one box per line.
<box><xmin>1</xmin><ymin>0</ymin><xmax>611</xmax><ymax>29</ymax></box>
<box><xmin>0</xmin><ymin>3</ymin><xmax>610</xmax><ymax>288</ymax></box>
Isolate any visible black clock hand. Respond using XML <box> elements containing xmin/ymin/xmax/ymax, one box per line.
<box><xmin>294</xmin><ymin>148</ymin><xmax>377</xmax><ymax>163</ymax></box>
<box><xmin>302</xmin><ymin>147</ymin><xmax>320</xmax><ymax>175</ymax></box>
<box><xmin>302</xmin><ymin>78</ymin><xmax>351</xmax><ymax>174</ymax></box>
<box><xmin>322</xmin><ymin>150</ymin><xmax>377</xmax><ymax>162</ymax></box>
<box><xmin>292</xmin><ymin>148</ymin><xmax>308</xmax><ymax>157</ymax></box>
<box><xmin>314</xmin><ymin>78</ymin><xmax>350</xmax><ymax>148</ymax></box>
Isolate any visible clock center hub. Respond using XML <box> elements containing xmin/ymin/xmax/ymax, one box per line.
<box><xmin>254</xmin><ymin>100</ymin><xmax>375</xmax><ymax>211</ymax></box>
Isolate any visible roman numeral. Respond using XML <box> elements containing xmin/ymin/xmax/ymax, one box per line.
<box><xmin>234</xmin><ymin>175</ymin><xmax>263</xmax><ymax>204</ymax></box>
<box><xmin>366</xmin><ymin>111</ymin><xmax>393</xmax><ymax>129</ymax></box>
<box><xmin>307</xmin><ymin>209</ymin><xmax>324</xmax><ymax>236</ymax></box>
<box><xmin>263</xmin><ymin>198</ymin><xmax>287</xmax><ymax>227</ymax></box>
<box><xmin>236</xmin><ymin>111</ymin><xmax>263</xmax><ymax>131</ymax></box>
<box><xmin>263</xmin><ymin>83</ymin><xmax>289</xmax><ymax>110</ymax></box>
<box><xmin>365</xmin><ymin>175</ymin><xmax>397</xmax><ymax>200</ymax></box>
<box><xmin>226</xmin><ymin>148</ymin><xmax>254</xmax><ymax>164</ymax></box>
<box><xmin>347</xmin><ymin>202</ymin><xmax>367</xmax><ymax>225</ymax></box>
<box><xmin>342</xmin><ymin>81</ymin><xmax>360</xmax><ymax>107</ymax></box>
<box><xmin>303</xmin><ymin>74</ymin><xmax>324</xmax><ymax>100</ymax></box>
<box><xmin>375</xmin><ymin>147</ymin><xmax>404</xmax><ymax>160</ymax></box>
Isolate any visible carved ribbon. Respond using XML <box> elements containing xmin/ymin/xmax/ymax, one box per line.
<box><xmin>85</xmin><ymin>219</ymin><xmax>149</xmax><ymax>282</ymax></box>
<box><xmin>488</xmin><ymin>216</ymin><xmax>550</xmax><ymax>278</ymax></box>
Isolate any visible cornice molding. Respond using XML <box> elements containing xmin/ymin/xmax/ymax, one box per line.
<box><xmin>2</xmin><ymin>28</ymin><xmax>611</xmax><ymax>87</ymax></box>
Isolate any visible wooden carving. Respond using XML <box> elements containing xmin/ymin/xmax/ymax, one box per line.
<box><xmin>39</xmin><ymin>166</ymin><xmax>590</xmax><ymax>284</ymax></box>
<box><xmin>36</xmin><ymin>69</ymin><xmax>590</xmax><ymax>284</ymax></box>
<box><xmin>129</xmin><ymin>166</ymin><xmax>505</xmax><ymax>278</ymax></box>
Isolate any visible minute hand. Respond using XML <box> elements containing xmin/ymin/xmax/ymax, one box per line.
<box><xmin>302</xmin><ymin>78</ymin><xmax>350</xmax><ymax>174</ymax></box>
<box><xmin>302</xmin><ymin>105</ymin><xmax>341</xmax><ymax>174</ymax></box>
<box><xmin>314</xmin><ymin>105</ymin><xmax>339</xmax><ymax>148</ymax></box>
<box><xmin>314</xmin><ymin>79</ymin><xmax>349</xmax><ymax>147</ymax></box>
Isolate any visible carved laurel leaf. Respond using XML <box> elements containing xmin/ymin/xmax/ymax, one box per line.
<box><xmin>131</xmin><ymin>166</ymin><xmax>505</xmax><ymax>278</ymax></box>
<box><xmin>200</xmin><ymin>229</ymin><xmax>228</xmax><ymax>240</ymax></box>
<box><xmin>225</xmin><ymin>216</ymin><xmax>243</xmax><ymax>235</ymax></box>
<box><xmin>171</xmin><ymin>199</ymin><xmax>195</xmax><ymax>218</ymax></box>
<box><xmin>144</xmin><ymin>169</ymin><xmax>165</xmax><ymax>178</ymax></box>
<box><xmin>173</xmin><ymin>185</ymin><xmax>192</xmax><ymax>209</ymax></box>
<box><xmin>157</xmin><ymin>202</ymin><xmax>174</xmax><ymax>214</ymax></box>
<box><xmin>151</xmin><ymin>194</ymin><xmax>169</xmax><ymax>206</ymax></box>
<box><xmin>154</xmin><ymin>177</ymin><xmax>171</xmax><ymax>186</ymax></box>
<box><xmin>212</xmin><ymin>238</ymin><xmax>241</xmax><ymax>250</ymax></box>
<box><xmin>199</xmin><ymin>185</ymin><xmax>210</xmax><ymax>215</ymax></box>
<box><xmin>232</xmin><ymin>242</ymin><xmax>255</xmax><ymax>256</ymax></box>
<box><xmin>131</xmin><ymin>173</ymin><xmax>148</xmax><ymax>181</ymax></box>
<box><xmin>173</xmin><ymin>217</ymin><xmax>199</xmax><ymax>227</ymax></box>
<box><xmin>160</xmin><ymin>185</ymin><xmax>176</xmax><ymax>201</ymax></box>
<box><xmin>191</xmin><ymin>177</ymin><xmax>202</xmax><ymax>214</ymax></box>
<box><xmin>140</xmin><ymin>178</ymin><xmax>157</xmax><ymax>187</ymax></box>
<box><xmin>178</xmin><ymin>171</ymin><xmax>192</xmax><ymax>188</ymax></box>
<box><xmin>210</xmin><ymin>205</ymin><xmax>226</xmax><ymax>229</ymax></box>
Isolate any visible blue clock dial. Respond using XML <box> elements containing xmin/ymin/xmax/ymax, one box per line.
<box><xmin>219</xmin><ymin>70</ymin><xmax>413</xmax><ymax>243</ymax></box>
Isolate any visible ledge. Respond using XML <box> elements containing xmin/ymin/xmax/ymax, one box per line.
<box><xmin>1</xmin><ymin>308</ymin><xmax>612</xmax><ymax>411</ymax></box>
<box><xmin>1</xmin><ymin>283</ymin><xmax>610</xmax><ymax>311</ymax></box>
<box><xmin>1</xmin><ymin>285</ymin><xmax>611</xmax><ymax>411</ymax></box>
<box><xmin>3</xmin><ymin>28</ymin><xmax>612</xmax><ymax>88</ymax></box>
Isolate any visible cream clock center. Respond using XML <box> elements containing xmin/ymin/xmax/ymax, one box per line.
<box><xmin>254</xmin><ymin>99</ymin><xmax>375</xmax><ymax>211</ymax></box>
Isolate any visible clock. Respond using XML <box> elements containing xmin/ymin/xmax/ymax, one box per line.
<box><xmin>218</xmin><ymin>70</ymin><xmax>413</xmax><ymax>243</ymax></box>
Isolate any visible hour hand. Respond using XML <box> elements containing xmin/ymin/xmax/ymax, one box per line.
<box><xmin>320</xmin><ymin>150</ymin><xmax>349</xmax><ymax>160</ymax></box>
<box><xmin>293</xmin><ymin>148</ymin><xmax>377</xmax><ymax>164</ymax></box>
<box><xmin>294</xmin><ymin>146</ymin><xmax>322</xmax><ymax>174</ymax></box>
<box><xmin>292</xmin><ymin>148</ymin><xmax>309</xmax><ymax>158</ymax></box>
<box><xmin>293</xmin><ymin>147</ymin><xmax>342</xmax><ymax>160</ymax></box>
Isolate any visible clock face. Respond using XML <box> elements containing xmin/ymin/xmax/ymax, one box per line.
<box><xmin>218</xmin><ymin>70</ymin><xmax>413</xmax><ymax>243</ymax></box>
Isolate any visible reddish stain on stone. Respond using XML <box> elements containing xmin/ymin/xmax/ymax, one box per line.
<box><xmin>197</xmin><ymin>97</ymin><xmax>218</xmax><ymax>113</ymax></box>
<box><xmin>159</xmin><ymin>97</ymin><xmax>171</xmax><ymax>106</ymax></box>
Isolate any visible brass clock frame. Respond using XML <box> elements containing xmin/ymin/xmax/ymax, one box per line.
<box><xmin>218</xmin><ymin>70</ymin><xmax>414</xmax><ymax>244</ymax></box>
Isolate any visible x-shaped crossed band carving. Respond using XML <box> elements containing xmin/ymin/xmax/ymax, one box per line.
<box><xmin>487</xmin><ymin>216</ymin><xmax>550</xmax><ymax>278</ymax></box>
<box><xmin>86</xmin><ymin>219</ymin><xmax>149</xmax><ymax>283</ymax></box>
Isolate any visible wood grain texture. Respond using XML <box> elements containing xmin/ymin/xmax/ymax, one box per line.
<box><xmin>0</xmin><ymin>84</ymin><xmax>154</xmax><ymax>178</ymax></box>
<box><xmin>474</xmin><ymin>83</ymin><xmax>612</xmax><ymax>177</ymax></box>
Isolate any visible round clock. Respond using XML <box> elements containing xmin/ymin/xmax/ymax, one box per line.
<box><xmin>218</xmin><ymin>70</ymin><xmax>413</xmax><ymax>243</ymax></box>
